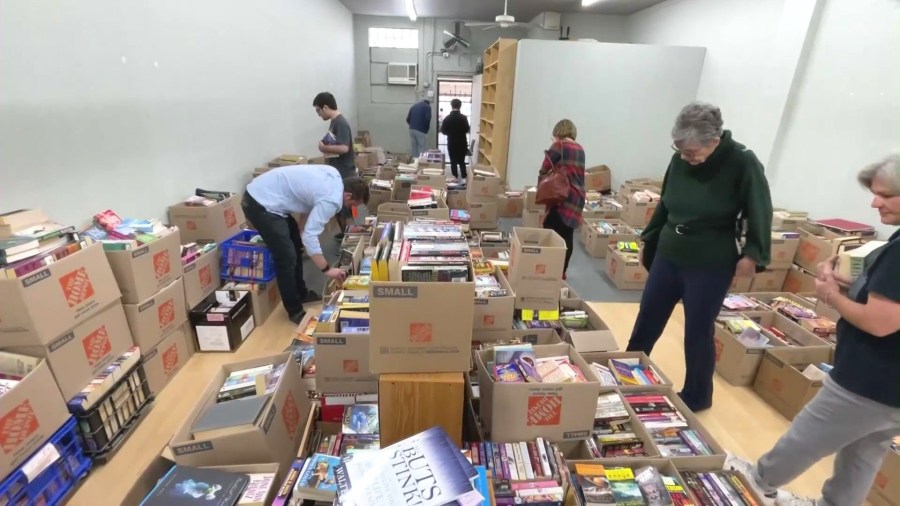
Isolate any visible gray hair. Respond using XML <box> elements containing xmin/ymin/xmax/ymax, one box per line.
<box><xmin>858</xmin><ymin>154</ymin><xmax>900</xmax><ymax>193</ymax></box>
<box><xmin>671</xmin><ymin>101</ymin><xmax>724</xmax><ymax>145</ymax></box>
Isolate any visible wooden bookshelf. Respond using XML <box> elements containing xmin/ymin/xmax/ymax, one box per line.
<box><xmin>478</xmin><ymin>38</ymin><xmax>517</xmax><ymax>181</ymax></box>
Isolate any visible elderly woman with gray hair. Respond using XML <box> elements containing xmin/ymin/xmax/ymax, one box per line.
<box><xmin>727</xmin><ymin>154</ymin><xmax>900</xmax><ymax>506</ymax></box>
<box><xmin>626</xmin><ymin>102</ymin><xmax>773</xmax><ymax>412</ymax></box>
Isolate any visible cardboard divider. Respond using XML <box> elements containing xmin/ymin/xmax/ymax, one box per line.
<box><xmin>558</xmin><ymin>299</ymin><xmax>619</xmax><ymax>353</ymax></box>
<box><xmin>753</xmin><ymin>346</ymin><xmax>834</xmax><ymax>420</ymax></box>
<box><xmin>473</xmin><ymin>266</ymin><xmax>515</xmax><ymax>331</ymax></box>
<box><xmin>579</xmin><ymin>351</ymin><xmax>674</xmax><ymax>389</ymax></box>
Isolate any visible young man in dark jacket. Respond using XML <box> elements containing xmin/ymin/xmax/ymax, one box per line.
<box><xmin>440</xmin><ymin>99</ymin><xmax>470</xmax><ymax>180</ymax></box>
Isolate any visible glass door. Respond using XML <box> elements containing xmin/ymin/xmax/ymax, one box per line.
<box><xmin>435</xmin><ymin>78</ymin><xmax>474</xmax><ymax>167</ymax></box>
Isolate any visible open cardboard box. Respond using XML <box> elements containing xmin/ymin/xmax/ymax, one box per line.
<box><xmin>583</xmin><ymin>219</ymin><xmax>638</xmax><ymax>259</ymax></box>
<box><xmin>473</xmin><ymin>266</ymin><xmax>515</xmax><ymax>331</ymax></box>
<box><xmin>583</xmin><ymin>165</ymin><xmax>612</xmax><ymax>192</ymax></box>
<box><xmin>105</xmin><ymin>228</ymin><xmax>183</xmax><ymax>304</ymax></box>
<box><xmin>509</xmin><ymin>227</ymin><xmax>566</xmax><ymax>310</ymax></box>
<box><xmin>794</xmin><ymin>223</ymin><xmax>864</xmax><ymax>272</ymax></box>
<box><xmin>558</xmin><ymin>299</ymin><xmax>619</xmax><ymax>353</ymax></box>
<box><xmin>167</xmin><ymin>353</ymin><xmax>311</xmax><ymax>472</ymax></box>
<box><xmin>578</xmin><ymin>351</ymin><xmax>673</xmax><ymax>389</ymax></box>
<box><xmin>168</xmin><ymin>194</ymin><xmax>245</xmax><ymax>244</ymax></box>
<box><xmin>869</xmin><ymin>448</ymin><xmax>900</xmax><ymax>506</ymax></box>
<box><xmin>469</xmin><ymin>200</ymin><xmax>499</xmax><ymax>230</ymax></box>
<box><xmin>476</xmin><ymin>343</ymin><xmax>601</xmax><ymax>443</ymax></box>
<box><xmin>605</xmin><ymin>244</ymin><xmax>648</xmax><ymax>291</ymax></box>
<box><xmin>769</xmin><ymin>236</ymin><xmax>801</xmax><ymax>270</ymax></box>
<box><xmin>313</xmin><ymin>291</ymin><xmax>378</xmax><ymax>394</ymax></box>
<box><xmin>753</xmin><ymin>345</ymin><xmax>833</xmax><ymax>420</ymax></box>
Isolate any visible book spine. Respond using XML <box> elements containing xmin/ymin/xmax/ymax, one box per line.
<box><xmin>535</xmin><ymin>437</ymin><xmax>552</xmax><ymax>478</ymax></box>
<box><xmin>698</xmin><ymin>473</ymin><xmax>729</xmax><ymax>506</ymax></box>
<box><xmin>526</xmin><ymin>441</ymin><xmax>543</xmax><ymax>478</ymax></box>
<box><xmin>519</xmin><ymin>441</ymin><xmax>535</xmax><ymax>480</ymax></box>
<box><xmin>512</xmin><ymin>443</ymin><xmax>527</xmax><ymax>481</ymax></box>
<box><xmin>481</xmin><ymin>442</ymin><xmax>490</xmax><ymax>473</ymax></box>
<box><xmin>491</xmin><ymin>443</ymin><xmax>504</xmax><ymax>481</ymax></box>
<box><xmin>683</xmin><ymin>472</ymin><xmax>717</xmax><ymax>506</ymax></box>
<box><xmin>503</xmin><ymin>443</ymin><xmax>517</xmax><ymax>481</ymax></box>
<box><xmin>710</xmin><ymin>472</ymin><xmax>746</xmax><ymax>506</ymax></box>
<box><xmin>724</xmin><ymin>471</ymin><xmax>759</xmax><ymax>506</ymax></box>
<box><xmin>543</xmin><ymin>439</ymin><xmax>559</xmax><ymax>481</ymax></box>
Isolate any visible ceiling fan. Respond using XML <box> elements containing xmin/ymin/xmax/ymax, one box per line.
<box><xmin>465</xmin><ymin>0</ymin><xmax>529</xmax><ymax>29</ymax></box>
<box><xmin>442</xmin><ymin>21</ymin><xmax>471</xmax><ymax>50</ymax></box>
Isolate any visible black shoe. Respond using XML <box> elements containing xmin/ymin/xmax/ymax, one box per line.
<box><xmin>288</xmin><ymin>310</ymin><xmax>306</xmax><ymax>325</ymax></box>
<box><xmin>677</xmin><ymin>391</ymin><xmax>712</xmax><ymax>412</ymax></box>
<box><xmin>302</xmin><ymin>290</ymin><xmax>321</xmax><ymax>303</ymax></box>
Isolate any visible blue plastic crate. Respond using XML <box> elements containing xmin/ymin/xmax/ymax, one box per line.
<box><xmin>0</xmin><ymin>417</ymin><xmax>92</xmax><ymax>506</ymax></box>
<box><xmin>220</xmin><ymin>229</ymin><xmax>276</xmax><ymax>282</ymax></box>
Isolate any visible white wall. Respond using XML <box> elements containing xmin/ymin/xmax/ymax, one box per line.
<box><xmin>526</xmin><ymin>13</ymin><xmax>630</xmax><ymax>42</ymax></box>
<box><xmin>506</xmin><ymin>40</ymin><xmax>705</xmax><ymax>191</ymax></box>
<box><xmin>0</xmin><ymin>0</ymin><xmax>356</xmax><ymax>223</ymax></box>
<box><xmin>767</xmin><ymin>0</ymin><xmax>900</xmax><ymax>236</ymax></box>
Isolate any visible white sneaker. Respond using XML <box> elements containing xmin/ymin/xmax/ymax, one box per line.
<box><xmin>774</xmin><ymin>493</ymin><xmax>816</xmax><ymax>506</ymax></box>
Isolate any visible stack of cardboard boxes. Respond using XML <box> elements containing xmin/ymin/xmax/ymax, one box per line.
<box><xmin>522</xmin><ymin>187</ymin><xmax>546</xmax><ymax>228</ymax></box>
<box><xmin>466</xmin><ymin>166</ymin><xmax>501</xmax><ymax>230</ymax></box>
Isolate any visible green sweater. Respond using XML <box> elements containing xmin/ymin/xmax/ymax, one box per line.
<box><xmin>643</xmin><ymin>130</ymin><xmax>773</xmax><ymax>268</ymax></box>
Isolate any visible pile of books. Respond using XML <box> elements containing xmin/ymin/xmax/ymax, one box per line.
<box><xmin>479</xmin><ymin>230</ymin><xmax>508</xmax><ymax>247</ymax></box>
<box><xmin>465</xmin><ymin>438</ymin><xmax>570</xmax><ymax>504</ymax></box>
<box><xmin>770</xmin><ymin>297</ymin><xmax>817</xmax><ymax>321</ymax></box>
<box><xmin>0</xmin><ymin>209</ymin><xmax>91</xmax><ymax>278</ymax></box>
<box><xmin>489</xmin><ymin>344</ymin><xmax>587</xmax><ymax>384</ymax></box>
<box><xmin>573</xmin><ymin>463</ymin><xmax>694</xmax><ymax>506</ymax></box>
<box><xmin>141</xmin><ymin>465</ymin><xmax>277</xmax><ymax>506</ymax></box>
<box><xmin>392</xmin><ymin>221</ymin><xmax>471</xmax><ymax>283</ymax></box>
<box><xmin>180</xmin><ymin>241</ymin><xmax>216</xmax><ymax>265</ymax></box>
<box><xmin>721</xmin><ymin>294</ymin><xmax>770</xmax><ymax>312</ymax></box>
<box><xmin>631</xmin><ymin>189</ymin><xmax>661</xmax><ymax>203</ymax></box>
<box><xmin>624</xmin><ymin>391</ymin><xmax>715</xmax><ymax>458</ymax></box>
<box><xmin>408</xmin><ymin>186</ymin><xmax>440</xmax><ymax>210</ymax></box>
<box><xmin>87</xmin><ymin>209</ymin><xmax>176</xmax><ymax>248</ymax></box>
<box><xmin>560</xmin><ymin>309</ymin><xmax>589</xmax><ymax>329</ymax></box>
<box><xmin>316</xmin><ymin>291</ymin><xmax>369</xmax><ymax>334</ymax></box>
<box><xmin>616</xmin><ymin>241</ymin><xmax>640</xmax><ymax>253</ymax></box>
<box><xmin>215</xmin><ymin>362</ymin><xmax>286</xmax><ymax>403</ymax></box>
<box><xmin>589</xmin><ymin>393</ymin><xmax>649</xmax><ymax>458</ymax></box>
<box><xmin>681</xmin><ymin>469</ymin><xmax>758</xmax><ymax>505</ymax></box>
<box><xmin>180</xmin><ymin>188</ymin><xmax>234</xmax><ymax>207</ymax></box>
<box><xmin>590</xmin><ymin>358</ymin><xmax>665</xmax><ymax>387</ymax></box>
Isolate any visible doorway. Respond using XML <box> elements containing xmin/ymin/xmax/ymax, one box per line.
<box><xmin>435</xmin><ymin>78</ymin><xmax>474</xmax><ymax>166</ymax></box>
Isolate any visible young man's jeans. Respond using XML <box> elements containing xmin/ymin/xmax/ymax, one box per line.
<box><xmin>410</xmin><ymin>129</ymin><xmax>427</xmax><ymax>158</ymax></box>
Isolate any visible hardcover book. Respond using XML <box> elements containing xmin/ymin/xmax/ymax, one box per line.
<box><xmin>140</xmin><ymin>465</ymin><xmax>250</xmax><ymax>505</ymax></box>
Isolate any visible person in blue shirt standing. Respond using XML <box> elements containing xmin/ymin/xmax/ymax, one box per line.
<box><xmin>407</xmin><ymin>98</ymin><xmax>432</xmax><ymax>158</ymax></box>
<box><xmin>242</xmin><ymin>165</ymin><xmax>369</xmax><ymax>324</ymax></box>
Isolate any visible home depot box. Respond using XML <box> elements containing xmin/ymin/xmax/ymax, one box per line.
<box><xmin>189</xmin><ymin>290</ymin><xmax>256</xmax><ymax>352</ymax></box>
<box><xmin>313</xmin><ymin>332</ymin><xmax>377</xmax><ymax>394</ymax></box>
<box><xmin>182</xmin><ymin>246</ymin><xmax>221</xmax><ymax>310</ymax></box>
<box><xmin>473</xmin><ymin>266</ymin><xmax>515</xmax><ymax>331</ymax></box>
<box><xmin>222</xmin><ymin>280</ymin><xmax>281</xmax><ymax>327</ymax></box>
<box><xmin>445</xmin><ymin>188</ymin><xmax>468</xmax><ymax>210</ymax></box>
<box><xmin>794</xmin><ymin>223</ymin><xmax>863</xmax><ymax>272</ymax></box>
<box><xmin>415</xmin><ymin>172</ymin><xmax>448</xmax><ymax>189</ymax></box>
<box><xmin>783</xmin><ymin>265</ymin><xmax>817</xmax><ymax>293</ymax></box>
<box><xmin>168</xmin><ymin>353</ymin><xmax>310</xmax><ymax>472</ymax></box>
<box><xmin>620</xmin><ymin>194</ymin><xmax>659</xmax><ymax>228</ymax></box>
<box><xmin>377</xmin><ymin>198</ymin><xmax>450</xmax><ymax>223</ymax></box>
<box><xmin>619</xmin><ymin>177</ymin><xmax>663</xmax><ymax>195</ymax></box>
<box><xmin>4</xmin><ymin>302</ymin><xmax>134</xmax><ymax>402</ymax></box>
<box><xmin>508</xmin><ymin>228</ymin><xmax>566</xmax><ymax>310</ymax></box>
<box><xmin>0</xmin><ymin>243</ymin><xmax>121</xmax><ymax>344</ymax></box>
<box><xmin>584</xmin><ymin>165</ymin><xmax>612</xmax><ymax>192</ymax></box>
<box><xmin>369</xmin><ymin>280</ymin><xmax>474</xmax><ymax>374</ymax></box>
<box><xmin>143</xmin><ymin>324</ymin><xmax>191</xmax><ymax>395</ymax></box>
<box><xmin>105</xmin><ymin>228</ymin><xmax>183</xmax><ymax>304</ymax></box>
<box><xmin>467</xmin><ymin>166</ymin><xmax>502</xmax><ymax>203</ymax></box>
<box><xmin>469</xmin><ymin>200</ymin><xmax>499</xmax><ymax>230</ymax></box>
<box><xmin>367</xmin><ymin>186</ymin><xmax>393</xmax><ymax>214</ymax></box>
<box><xmin>772</xmin><ymin>209</ymin><xmax>809</xmax><ymax>231</ymax></box>
<box><xmin>584</xmin><ymin>220</ymin><xmax>638</xmax><ymax>258</ymax></box>
<box><xmin>522</xmin><ymin>207</ymin><xmax>547</xmax><ymax>228</ymax></box>
<box><xmin>579</xmin><ymin>351</ymin><xmax>673</xmax><ymax>389</ymax></box>
<box><xmin>605</xmin><ymin>245</ymin><xmax>647</xmax><ymax>290</ymax></box>
<box><xmin>753</xmin><ymin>346</ymin><xmax>833</xmax><ymax>420</ymax></box>
<box><xmin>0</xmin><ymin>359</ymin><xmax>70</xmax><ymax>481</ymax></box>
<box><xmin>168</xmin><ymin>194</ymin><xmax>245</xmax><ymax>244</ymax></box>
<box><xmin>124</xmin><ymin>278</ymin><xmax>188</xmax><ymax>351</ymax></box>
<box><xmin>558</xmin><ymin>300</ymin><xmax>619</xmax><ymax>353</ymax></box>
<box><xmin>729</xmin><ymin>275</ymin><xmax>753</xmax><ymax>293</ymax></box>
<box><xmin>769</xmin><ymin>237</ymin><xmax>800</xmax><ymax>270</ymax></box>
<box><xmin>498</xmin><ymin>192</ymin><xmax>524</xmax><ymax>218</ymax></box>
<box><xmin>476</xmin><ymin>343</ymin><xmax>601</xmax><ymax>442</ymax></box>
<box><xmin>869</xmin><ymin>450</ymin><xmax>900</xmax><ymax>506</ymax></box>
<box><xmin>750</xmin><ymin>269</ymin><xmax>789</xmax><ymax>292</ymax></box>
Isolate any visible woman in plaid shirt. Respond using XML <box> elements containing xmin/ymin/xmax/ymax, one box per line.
<box><xmin>539</xmin><ymin>119</ymin><xmax>586</xmax><ymax>277</ymax></box>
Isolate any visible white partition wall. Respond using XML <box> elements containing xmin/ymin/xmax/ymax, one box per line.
<box><xmin>506</xmin><ymin>40</ymin><xmax>706</xmax><ymax>191</ymax></box>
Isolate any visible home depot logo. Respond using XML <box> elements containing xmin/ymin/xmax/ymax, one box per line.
<box><xmin>0</xmin><ymin>401</ymin><xmax>39</xmax><ymax>455</ymax></box>
<box><xmin>82</xmin><ymin>326</ymin><xmax>112</xmax><ymax>366</ymax></box>
<box><xmin>343</xmin><ymin>360</ymin><xmax>359</xmax><ymax>373</ymax></box>
<box><xmin>526</xmin><ymin>395</ymin><xmax>562</xmax><ymax>426</ymax></box>
<box><xmin>268</xmin><ymin>285</ymin><xmax>278</xmax><ymax>304</ymax></box>
<box><xmin>281</xmin><ymin>393</ymin><xmax>301</xmax><ymax>439</ymax></box>
<box><xmin>609</xmin><ymin>258</ymin><xmax>619</xmax><ymax>277</ymax></box>
<box><xmin>224</xmin><ymin>208</ymin><xmax>237</xmax><ymax>228</ymax></box>
<box><xmin>875</xmin><ymin>471</ymin><xmax>888</xmax><ymax>489</ymax></box>
<box><xmin>162</xmin><ymin>343</ymin><xmax>179</xmax><ymax>376</ymax></box>
<box><xmin>158</xmin><ymin>299</ymin><xmax>175</xmax><ymax>328</ymax></box>
<box><xmin>771</xmin><ymin>377</ymin><xmax>783</xmax><ymax>395</ymax></box>
<box><xmin>153</xmin><ymin>251</ymin><xmax>171</xmax><ymax>280</ymax></box>
<box><xmin>534</xmin><ymin>264</ymin><xmax>546</xmax><ymax>275</ymax></box>
<box><xmin>59</xmin><ymin>267</ymin><xmax>95</xmax><ymax>307</ymax></box>
<box><xmin>186</xmin><ymin>220</ymin><xmax>197</xmax><ymax>231</ymax></box>
<box><xmin>198</xmin><ymin>265</ymin><xmax>212</xmax><ymax>289</ymax></box>
<box><xmin>714</xmin><ymin>338</ymin><xmax>724</xmax><ymax>362</ymax></box>
<box><xmin>483</xmin><ymin>315</ymin><xmax>495</xmax><ymax>326</ymax></box>
<box><xmin>409</xmin><ymin>323</ymin><xmax>432</xmax><ymax>343</ymax></box>
<box><xmin>798</xmin><ymin>241</ymin><xmax>820</xmax><ymax>264</ymax></box>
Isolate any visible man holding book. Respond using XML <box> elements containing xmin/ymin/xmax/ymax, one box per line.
<box><xmin>314</xmin><ymin>92</ymin><xmax>357</xmax><ymax>239</ymax></box>
<box><xmin>242</xmin><ymin>165</ymin><xmax>369</xmax><ymax>324</ymax></box>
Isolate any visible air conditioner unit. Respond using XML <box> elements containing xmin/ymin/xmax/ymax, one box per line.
<box><xmin>387</xmin><ymin>63</ymin><xmax>417</xmax><ymax>86</ymax></box>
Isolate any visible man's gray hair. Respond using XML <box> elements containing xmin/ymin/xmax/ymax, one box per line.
<box><xmin>858</xmin><ymin>154</ymin><xmax>900</xmax><ymax>193</ymax></box>
<box><xmin>671</xmin><ymin>101</ymin><xmax>724</xmax><ymax>145</ymax></box>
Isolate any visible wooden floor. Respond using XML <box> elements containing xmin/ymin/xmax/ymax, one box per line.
<box><xmin>67</xmin><ymin>301</ymin><xmax>834</xmax><ymax>505</ymax></box>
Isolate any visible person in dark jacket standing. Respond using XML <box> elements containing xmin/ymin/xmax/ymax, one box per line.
<box><xmin>407</xmin><ymin>99</ymin><xmax>432</xmax><ymax>158</ymax></box>
<box><xmin>539</xmin><ymin>119</ymin><xmax>585</xmax><ymax>277</ymax></box>
<box><xmin>626</xmin><ymin>102</ymin><xmax>773</xmax><ymax>412</ymax></box>
<box><xmin>440</xmin><ymin>99</ymin><xmax>470</xmax><ymax>180</ymax></box>
<box><xmin>313</xmin><ymin>91</ymin><xmax>356</xmax><ymax>239</ymax></box>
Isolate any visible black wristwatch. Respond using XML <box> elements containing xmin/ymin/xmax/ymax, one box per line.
<box><xmin>321</xmin><ymin>264</ymin><xmax>330</xmax><ymax>273</ymax></box>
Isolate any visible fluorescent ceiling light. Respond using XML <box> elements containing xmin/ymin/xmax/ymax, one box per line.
<box><xmin>582</xmin><ymin>0</ymin><xmax>602</xmax><ymax>6</ymax></box>
<box><xmin>405</xmin><ymin>0</ymin><xmax>417</xmax><ymax>21</ymax></box>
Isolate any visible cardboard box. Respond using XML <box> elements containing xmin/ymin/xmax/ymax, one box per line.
<box><xmin>477</xmin><ymin>343</ymin><xmax>601</xmax><ymax>442</ymax></box>
<box><xmin>143</xmin><ymin>324</ymin><xmax>191</xmax><ymax>395</ymax></box>
<box><xmin>123</xmin><ymin>459</ymin><xmax>281</xmax><ymax>506</ymax></box>
<box><xmin>307</xmin><ymin>155</ymin><xmax>327</xmax><ymax>165</ymax></box>
<box><xmin>415</xmin><ymin>172</ymin><xmax>448</xmax><ymax>189</ymax></box>
<box><xmin>392</xmin><ymin>178</ymin><xmax>413</xmax><ymax>202</ymax></box>
<box><xmin>869</xmin><ymin>450</ymin><xmax>900</xmax><ymax>506</ymax></box>
<box><xmin>605</xmin><ymin>245</ymin><xmax>647</xmax><ymax>291</ymax></box>
<box><xmin>355</xmin><ymin>153</ymin><xmax>370</xmax><ymax>170</ymax></box>
<box><xmin>182</xmin><ymin>246</ymin><xmax>221</xmax><ymax>310</ymax></box>
<box><xmin>524</xmin><ymin>187</ymin><xmax>538</xmax><ymax>210</ymax></box>
<box><xmin>189</xmin><ymin>290</ymin><xmax>256</xmax><ymax>352</ymax></box>
<box><xmin>559</xmin><ymin>300</ymin><xmax>619</xmax><ymax>353</ymax></box>
<box><xmin>0</xmin><ymin>359</ymin><xmax>70</xmax><ymax>481</ymax></box>
<box><xmin>508</xmin><ymin>228</ymin><xmax>566</xmax><ymax>310</ymax></box>
<box><xmin>0</xmin><ymin>243</ymin><xmax>121</xmax><ymax>344</ymax></box>
<box><xmin>497</xmin><ymin>193</ymin><xmax>524</xmax><ymax>218</ymax></box>
<box><xmin>619</xmin><ymin>178</ymin><xmax>663</xmax><ymax>196</ymax></box>
<box><xmin>750</xmin><ymin>269</ymin><xmax>789</xmax><ymax>292</ymax></box>
<box><xmin>584</xmin><ymin>220</ymin><xmax>638</xmax><ymax>258</ymax></box>
<box><xmin>367</xmin><ymin>186</ymin><xmax>393</xmax><ymax>213</ymax></box>
<box><xmin>222</xmin><ymin>280</ymin><xmax>281</xmax><ymax>327</ymax></box>
<box><xmin>584</xmin><ymin>165</ymin><xmax>612</xmax><ymax>192</ymax></box>
<box><xmin>772</xmin><ymin>209</ymin><xmax>809</xmax><ymax>231</ymax></box>
<box><xmin>168</xmin><ymin>194</ymin><xmax>245</xmax><ymax>244</ymax></box>
<box><xmin>168</xmin><ymin>353</ymin><xmax>310</xmax><ymax>472</ymax></box>
<box><xmin>105</xmin><ymin>229</ymin><xmax>183</xmax><ymax>304</ymax></box>
<box><xmin>377</xmin><ymin>198</ymin><xmax>450</xmax><ymax>223</ymax></box>
<box><xmin>522</xmin><ymin>207</ymin><xmax>547</xmax><ymax>228</ymax></box>
<box><xmin>467</xmin><ymin>166</ymin><xmax>502</xmax><ymax>203</ymax></box>
<box><xmin>794</xmin><ymin>224</ymin><xmax>863</xmax><ymax>272</ymax></box>
<box><xmin>469</xmin><ymin>200</ymin><xmax>499</xmax><ymax>230</ymax></box>
<box><xmin>578</xmin><ymin>351</ymin><xmax>673</xmax><ymax>388</ymax></box>
<box><xmin>369</xmin><ymin>280</ymin><xmax>474</xmax><ymax>373</ymax></box>
<box><xmin>473</xmin><ymin>266</ymin><xmax>515</xmax><ymax>331</ymax></box>
<box><xmin>445</xmin><ymin>189</ymin><xmax>468</xmax><ymax>210</ymax></box>
<box><xmin>620</xmin><ymin>194</ymin><xmax>659</xmax><ymax>228</ymax></box>
<box><xmin>769</xmin><ymin>237</ymin><xmax>800</xmax><ymax>270</ymax></box>
<box><xmin>313</xmin><ymin>332</ymin><xmax>377</xmax><ymax>394</ymax></box>
<box><xmin>124</xmin><ymin>278</ymin><xmax>188</xmax><ymax>351</ymax></box>
<box><xmin>379</xmin><ymin>373</ymin><xmax>464</xmax><ymax>447</ymax></box>
<box><xmin>753</xmin><ymin>346</ymin><xmax>833</xmax><ymax>420</ymax></box>
<box><xmin>783</xmin><ymin>265</ymin><xmax>817</xmax><ymax>293</ymax></box>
